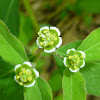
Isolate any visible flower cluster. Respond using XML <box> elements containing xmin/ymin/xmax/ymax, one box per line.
<box><xmin>36</xmin><ymin>26</ymin><xmax>86</xmax><ymax>73</ymax></box>
<box><xmin>14</xmin><ymin>26</ymin><xmax>86</xmax><ymax>87</ymax></box>
<box><xmin>36</xmin><ymin>26</ymin><xmax>62</xmax><ymax>53</ymax></box>
<box><xmin>63</xmin><ymin>48</ymin><xmax>85</xmax><ymax>73</ymax></box>
<box><xmin>14</xmin><ymin>62</ymin><xmax>39</xmax><ymax>87</ymax></box>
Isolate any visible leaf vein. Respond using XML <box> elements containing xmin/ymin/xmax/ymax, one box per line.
<box><xmin>0</xmin><ymin>33</ymin><xmax>25</xmax><ymax>63</ymax></box>
<box><xmin>84</xmin><ymin>42</ymin><xmax>100</xmax><ymax>52</ymax></box>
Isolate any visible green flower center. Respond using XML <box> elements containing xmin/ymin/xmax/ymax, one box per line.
<box><xmin>16</xmin><ymin>68</ymin><xmax>33</xmax><ymax>85</ymax></box>
<box><xmin>68</xmin><ymin>54</ymin><xmax>80</xmax><ymax>69</ymax></box>
<box><xmin>38</xmin><ymin>29</ymin><xmax>57</xmax><ymax>47</ymax></box>
<box><xmin>67</xmin><ymin>54</ymin><xmax>84</xmax><ymax>70</ymax></box>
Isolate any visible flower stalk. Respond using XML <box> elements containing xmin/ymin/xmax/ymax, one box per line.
<box><xmin>23</xmin><ymin>0</ymin><xmax>39</xmax><ymax>32</ymax></box>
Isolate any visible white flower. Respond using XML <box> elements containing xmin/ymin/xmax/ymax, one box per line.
<box><xmin>63</xmin><ymin>48</ymin><xmax>86</xmax><ymax>73</ymax></box>
<box><xmin>36</xmin><ymin>26</ymin><xmax>62</xmax><ymax>53</ymax></box>
<box><xmin>14</xmin><ymin>61</ymin><xmax>39</xmax><ymax>87</ymax></box>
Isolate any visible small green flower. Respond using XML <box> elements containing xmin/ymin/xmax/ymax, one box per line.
<box><xmin>63</xmin><ymin>48</ymin><xmax>85</xmax><ymax>73</ymax></box>
<box><xmin>36</xmin><ymin>26</ymin><xmax>62</xmax><ymax>53</ymax></box>
<box><xmin>14</xmin><ymin>62</ymin><xmax>39</xmax><ymax>87</ymax></box>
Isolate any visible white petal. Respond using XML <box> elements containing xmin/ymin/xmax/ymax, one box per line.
<box><xmin>44</xmin><ymin>47</ymin><xmax>56</xmax><ymax>53</ymax></box>
<box><xmin>24</xmin><ymin>80</ymin><xmax>36</xmax><ymax>87</ymax></box>
<box><xmin>36</xmin><ymin>37</ymin><xmax>43</xmax><ymax>48</ymax></box>
<box><xmin>14</xmin><ymin>64</ymin><xmax>21</xmax><ymax>71</ymax></box>
<box><xmin>67</xmin><ymin>48</ymin><xmax>76</xmax><ymax>54</ymax></box>
<box><xmin>33</xmin><ymin>69</ymin><xmax>39</xmax><ymax>78</ymax></box>
<box><xmin>55</xmin><ymin>37</ymin><xmax>62</xmax><ymax>48</ymax></box>
<box><xmin>14</xmin><ymin>75</ymin><xmax>19</xmax><ymax>83</ymax></box>
<box><xmin>23</xmin><ymin>62</ymin><xmax>32</xmax><ymax>67</ymax></box>
<box><xmin>50</xmin><ymin>26</ymin><xmax>61</xmax><ymax>36</ymax></box>
<box><xmin>77</xmin><ymin>51</ymin><xmax>86</xmax><ymax>58</ymax></box>
<box><xmin>40</xmin><ymin>26</ymin><xmax>49</xmax><ymax>31</ymax></box>
<box><xmin>63</xmin><ymin>57</ymin><xmax>67</xmax><ymax>67</ymax></box>
<box><xmin>80</xmin><ymin>60</ymin><xmax>85</xmax><ymax>68</ymax></box>
<box><xmin>69</xmin><ymin>68</ymin><xmax>80</xmax><ymax>73</ymax></box>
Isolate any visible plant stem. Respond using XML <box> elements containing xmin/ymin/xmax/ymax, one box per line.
<box><xmin>31</xmin><ymin>49</ymin><xmax>43</xmax><ymax>68</ymax></box>
<box><xmin>53</xmin><ymin>52</ymin><xmax>64</xmax><ymax>59</ymax></box>
<box><xmin>29</xmin><ymin>49</ymin><xmax>43</xmax><ymax>68</ymax></box>
<box><xmin>34</xmin><ymin>49</ymin><xmax>43</xmax><ymax>63</ymax></box>
<box><xmin>23</xmin><ymin>0</ymin><xmax>40</xmax><ymax>32</ymax></box>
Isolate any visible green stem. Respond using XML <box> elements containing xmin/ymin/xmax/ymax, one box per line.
<box><xmin>33</xmin><ymin>49</ymin><xmax>43</xmax><ymax>68</ymax></box>
<box><xmin>34</xmin><ymin>49</ymin><xmax>43</xmax><ymax>63</ymax></box>
<box><xmin>53</xmin><ymin>52</ymin><xmax>64</xmax><ymax>59</ymax></box>
<box><xmin>23</xmin><ymin>0</ymin><xmax>40</xmax><ymax>32</ymax></box>
<box><xmin>29</xmin><ymin>49</ymin><xmax>43</xmax><ymax>68</ymax></box>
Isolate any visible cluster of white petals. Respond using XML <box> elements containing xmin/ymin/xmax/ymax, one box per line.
<box><xmin>36</xmin><ymin>26</ymin><xmax>62</xmax><ymax>53</ymax></box>
<box><xmin>14</xmin><ymin>61</ymin><xmax>39</xmax><ymax>87</ymax></box>
<box><xmin>63</xmin><ymin>48</ymin><xmax>85</xmax><ymax>73</ymax></box>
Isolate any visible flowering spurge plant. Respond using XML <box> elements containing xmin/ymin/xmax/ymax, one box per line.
<box><xmin>63</xmin><ymin>48</ymin><xmax>85</xmax><ymax>72</ymax></box>
<box><xmin>55</xmin><ymin>28</ymin><xmax>100</xmax><ymax>100</ymax></box>
<box><xmin>0</xmin><ymin>21</ymin><xmax>53</xmax><ymax>100</ymax></box>
<box><xmin>36</xmin><ymin>26</ymin><xmax>62</xmax><ymax>53</ymax></box>
<box><xmin>1</xmin><ymin>20</ymin><xmax>100</xmax><ymax>100</ymax></box>
<box><xmin>14</xmin><ymin>62</ymin><xmax>39</xmax><ymax>87</ymax></box>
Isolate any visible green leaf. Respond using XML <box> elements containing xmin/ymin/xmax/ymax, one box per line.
<box><xmin>0</xmin><ymin>74</ymin><xmax>24</xmax><ymax>100</ymax></box>
<box><xmin>0</xmin><ymin>57</ymin><xmax>24</xmax><ymax>100</ymax></box>
<box><xmin>54</xmin><ymin>56</ymin><xmax>66</xmax><ymax>76</ymax></box>
<box><xmin>75</xmin><ymin>0</ymin><xmax>100</xmax><ymax>14</ymax></box>
<box><xmin>55</xmin><ymin>40</ymin><xmax>82</xmax><ymax>57</ymax></box>
<box><xmin>36</xmin><ymin>77</ymin><xmax>53</xmax><ymax>100</ymax></box>
<box><xmin>77</xmin><ymin>28</ymin><xmax>100</xmax><ymax>62</ymax></box>
<box><xmin>24</xmin><ymin>77</ymin><xmax>53</xmax><ymax>100</ymax></box>
<box><xmin>63</xmin><ymin>68</ymin><xmax>86</xmax><ymax>100</ymax></box>
<box><xmin>81</xmin><ymin>62</ymin><xmax>100</xmax><ymax>96</ymax></box>
<box><xmin>24</xmin><ymin>81</ymin><xmax>42</xmax><ymax>100</ymax></box>
<box><xmin>0</xmin><ymin>0</ymin><xmax>19</xmax><ymax>37</ymax></box>
<box><xmin>49</xmin><ymin>71</ymin><xmax>62</xmax><ymax>92</ymax></box>
<box><xmin>55</xmin><ymin>40</ymin><xmax>82</xmax><ymax>75</ymax></box>
<box><xmin>54</xmin><ymin>93</ymin><xmax>63</xmax><ymax>100</ymax></box>
<box><xmin>0</xmin><ymin>60</ymin><xmax>13</xmax><ymax>78</ymax></box>
<box><xmin>0</xmin><ymin>20</ymin><xmax>28</xmax><ymax>65</ymax></box>
<box><xmin>19</xmin><ymin>13</ymin><xmax>34</xmax><ymax>46</ymax></box>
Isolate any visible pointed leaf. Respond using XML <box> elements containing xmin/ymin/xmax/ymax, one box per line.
<box><xmin>24</xmin><ymin>77</ymin><xmax>53</xmax><ymax>100</ymax></box>
<box><xmin>63</xmin><ymin>69</ymin><xmax>86</xmax><ymax>100</ymax></box>
<box><xmin>0</xmin><ymin>20</ymin><xmax>28</xmax><ymax>65</ymax></box>
<box><xmin>77</xmin><ymin>28</ymin><xmax>100</xmax><ymax>62</ymax></box>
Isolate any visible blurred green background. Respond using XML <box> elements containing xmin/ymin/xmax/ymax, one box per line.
<box><xmin>0</xmin><ymin>0</ymin><xmax>100</xmax><ymax>100</ymax></box>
